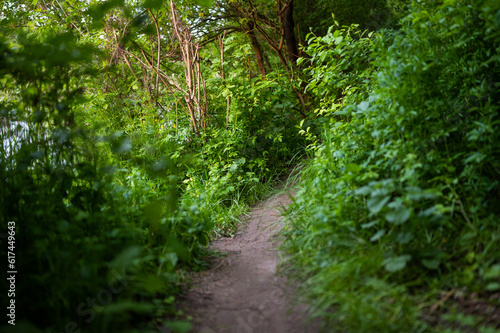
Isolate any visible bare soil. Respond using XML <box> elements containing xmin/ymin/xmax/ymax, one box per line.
<box><xmin>181</xmin><ymin>189</ymin><xmax>319</xmax><ymax>333</ymax></box>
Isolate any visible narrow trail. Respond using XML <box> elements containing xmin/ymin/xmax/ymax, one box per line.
<box><xmin>181</xmin><ymin>189</ymin><xmax>319</xmax><ymax>333</ymax></box>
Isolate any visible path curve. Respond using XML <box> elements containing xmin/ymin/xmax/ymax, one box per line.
<box><xmin>181</xmin><ymin>190</ymin><xmax>318</xmax><ymax>333</ymax></box>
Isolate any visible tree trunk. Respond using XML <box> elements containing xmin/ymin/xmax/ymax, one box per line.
<box><xmin>246</xmin><ymin>21</ymin><xmax>266</xmax><ymax>76</ymax></box>
<box><xmin>283</xmin><ymin>0</ymin><xmax>298</xmax><ymax>64</ymax></box>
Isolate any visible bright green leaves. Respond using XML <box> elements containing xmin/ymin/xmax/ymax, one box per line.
<box><xmin>301</xmin><ymin>24</ymin><xmax>375</xmax><ymax>116</ymax></box>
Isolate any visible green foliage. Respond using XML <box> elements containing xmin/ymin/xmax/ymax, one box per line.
<box><xmin>165</xmin><ymin>34</ymin><xmax>307</xmax><ymax>236</ymax></box>
<box><xmin>0</xmin><ymin>29</ymin><xmax>181</xmax><ymax>333</ymax></box>
<box><xmin>0</xmin><ymin>6</ymin><xmax>195</xmax><ymax>333</ymax></box>
<box><xmin>301</xmin><ymin>22</ymin><xmax>376</xmax><ymax>118</ymax></box>
<box><xmin>284</xmin><ymin>0</ymin><xmax>500</xmax><ymax>331</ymax></box>
<box><xmin>1</xmin><ymin>0</ymin><xmax>307</xmax><ymax>331</ymax></box>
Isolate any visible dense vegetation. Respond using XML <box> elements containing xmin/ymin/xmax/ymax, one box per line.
<box><xmin>283</xmin><ymin>0</ymin><xmax>500</xmax><ymax>331</ymax></box>
<box><xmin>0</xmin><ymin>0</ymin><xmax>498</xmax><ymax>332</ymax></box>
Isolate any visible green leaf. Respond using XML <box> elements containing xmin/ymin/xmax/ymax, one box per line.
<box><xmin>484</xmin><ymin>264</ymin><xmax>500</xmax><ymax>279</ymax></box>
<box><xmin>465</xmin><ymin>251</ymin><xmax>475</xmax><ymax>263</ymax></box>
<box><xmin>194</xmin><ymin>0</ymin><xmax>213</xmax><ymax>7</ymax></box>
<box><xmin>161</xmin><ymin>252</ymin><xmax>178</xmax><ymax>268</ymax></box>
<box><xmin>422</xmin><ymin>258</ymin><xmax>440</xmax><ymax>270</ymax></box>
<box><xmin>383</xmin><ymin>255</ymin><xmax>411</xmax><ymax>272</ymax></box>
<box><xmin>361</xmin><ymin>220</ymin><xmax>378</xmax><ymax>229</ymax></box>
<box><xmin>345</xmin><ymin>163</ymin><xmax>361</xmax><ymax>174</ymax></box>
<box><xmin>395</xmin><ymin>232</ymin><xmax>413</xmax><ymax>244</ymax></box>
<box><xmin>367</xmin><ymin>195</ymin><xmax>390</xmax><ymax>215</ymax></box>
<box><xmin>358</xmin><ymin>101</ymin><xmax>369</xmax><ymax>111</ymax></box>
<box><xmin>370</xmin><ymin>229</ymin><xmax>386</xmax><ymax>242</ymax></box>
<box><xmin>486</xmin><ymin>282</ymin><xmax>500</xmax><ymax>291</ymax></box>
<box><xmin>355</xmin><ymin>185</ymin><xmax>372</xmax><ymax>196</ymax></box>
<box><xmin>385</xmin><ymin>204</ymin><xmax>410</xmax><ymax>225</ymax></box>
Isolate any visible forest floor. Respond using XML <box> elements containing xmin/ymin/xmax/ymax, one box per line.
<box><xmin>180</xmin><ymin>185</ymin><xmax>320</xmax><ymax>333</ymax></box>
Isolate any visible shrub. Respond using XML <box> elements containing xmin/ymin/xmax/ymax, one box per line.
<box><xmin>284</xmin><ymin>0</ymin><xmax>500</xmax><ymax>331</ymax></box>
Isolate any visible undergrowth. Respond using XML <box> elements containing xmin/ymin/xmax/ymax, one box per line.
<box><xmin>283</xmin><ymin>0</ymin><xmax>500</xmax><ymax>332</ymax></box>
<box><xmin>0</xmin><ymin>2</ymin><xmax>304</xmax><ymax>332</ymax></box>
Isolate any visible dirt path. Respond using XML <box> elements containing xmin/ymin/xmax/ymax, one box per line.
<box><xmin>181</xmin><ymin>189</ymin><xmax>318</xmax><ymax>333</ymax></box>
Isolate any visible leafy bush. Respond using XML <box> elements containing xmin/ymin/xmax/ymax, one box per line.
<box><xmin>284</xmin><ymin>0</ymin><xmax>500</xmax><ymax>331</ymax></box>
<box><xmin>0</xmin><ymin>25</ymin><xmax>202</xmax><ymax>333</ymax></box>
